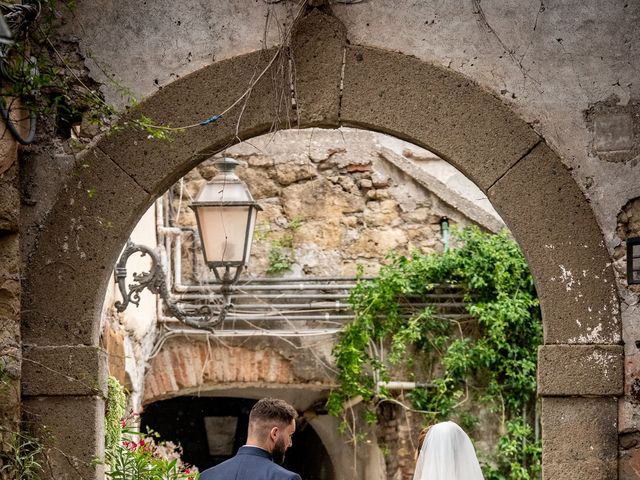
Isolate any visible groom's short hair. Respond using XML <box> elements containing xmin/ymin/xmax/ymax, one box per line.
<box><xmin>249</xmin><ymin>398</ymin><xmax>297</xmax><ymax>437</ymax></box>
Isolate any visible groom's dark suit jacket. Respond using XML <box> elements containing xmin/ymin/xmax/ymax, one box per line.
<box><xmin>199</xmin><ymin>446</ymin><xmax>302</xmax><ymax>480</ymax></box>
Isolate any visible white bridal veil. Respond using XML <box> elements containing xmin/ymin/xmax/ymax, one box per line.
<box><xmin>412</xmin><ymin>421</ymin><xmax>484</xmax><ymax>480</ymax></box>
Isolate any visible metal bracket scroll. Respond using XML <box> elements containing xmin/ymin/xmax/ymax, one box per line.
<box><xmin>114</xmin><ymin>241</ymin><xmax>225</xmax><ymax>330</ymax></box>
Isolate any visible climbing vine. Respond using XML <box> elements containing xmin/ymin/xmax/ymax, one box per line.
<box><xmin>327</xmin><ymin>227</ymin><xmax>542</xmax><ymax>479</ymax></box>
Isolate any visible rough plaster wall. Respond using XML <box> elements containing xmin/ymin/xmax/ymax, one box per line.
<box><xmin>63</xmin><ymin>1</ymin><xmax>640</xmax><ymax>250</ymax></box>
<box><xmin>0</xmin><ymin>109</ymin><xmax>30</xmax><ymax>475</ymax></box>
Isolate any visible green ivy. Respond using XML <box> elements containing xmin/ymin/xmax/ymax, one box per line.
<box><xmin>328</xmin><ymin>227</ymin><xmax>542</xmax><ymax>479</ymax></box>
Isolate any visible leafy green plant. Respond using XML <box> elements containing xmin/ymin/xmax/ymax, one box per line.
<box><xmin>482</xmin><ymin>419</ymin><xmax>541</xmax><ymax>480</ymax></box>
<box><xmin>105</xmin><ymin>376</ymin><xmax>126</xmax><ymax>455</ymax></box>
<box><xmin>101</xmin><ymin>378</ymin><xmax>198</xmax><ymax>479</ymax></box>
<box><xmin>264</xmin><ymin>216</ymin><xmax>304</xmax><ymax>274</ymax></box>
<box><xmin>104</xmin><ymin>421</ymin><xmax>198</xmax><ymax>480</ymax></box>
<box><xmin>266</xmin><ymin>241</ymin><xmax>294</xmax><ymax>274</ymax></box>
<box><xmin>328</xmin><ymin>227</ymin><xmax>542</xmax><ymax>479</ymax></box>
<box><xmin>0</xmin><ymin>429</ymin><xmax>43</xmax><ymax>480</ymax></box>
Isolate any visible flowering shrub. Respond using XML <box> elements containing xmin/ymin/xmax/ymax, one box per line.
<box><xmin>102</xmin><ymin>378</ymin><xmax>198</xmax><ymax>480</ymax></box>
<box><xmin>104</xmin><ymin>412</ymin><xmax>198</xmax><ymax>480</ymax></box>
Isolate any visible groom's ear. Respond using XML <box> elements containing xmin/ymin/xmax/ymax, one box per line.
<box><xmin>269</xmin><ymin>426</ymin><xmax>279</xmax><ymax>442</ymax></box>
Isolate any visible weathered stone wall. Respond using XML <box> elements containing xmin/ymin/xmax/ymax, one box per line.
<box><xmin>375</xmin><ymin>403</ymin><xmax>421</xmax><ymax>480</ymax></box>
<box><xmin>613</xmin><ymin>197</ymin><xmax>640</xmax><ymax>479</ymax></box>
<box><xmin>0</xmin><ymin>157</ymin><xmax>20</xmax><ymax>478</ymax></box>
<box><xmin>144</xmin><ymin>336</ymin><xmax>336</xmax><ymax>403</ymax></box>
<box><xmin>171</xmin><ymin>128</ymin><xmax>491</xmax><ymax>282</ymax></box>
<box><xmin>0</xmin><ymin>98</ymin><xmax>32</xmax><ymax>476</ymax></box>
<box><xmin>128</xmin><ymin>128</ymin><xmax>499</xmax><ymax>479</ymax></box>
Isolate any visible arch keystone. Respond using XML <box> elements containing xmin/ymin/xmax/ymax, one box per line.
<box><xmin>291</xmin><ymin>8</ymin><xmax>347</xmax><ymax>127</ymax></box>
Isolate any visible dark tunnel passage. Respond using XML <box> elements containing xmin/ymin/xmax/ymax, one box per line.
<box><xmin>141</xmin><ymin>396</ymin><xmax>336</xmax><ymax>480</ymax></box>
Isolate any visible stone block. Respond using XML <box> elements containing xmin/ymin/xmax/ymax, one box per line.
<box><xmin>22</xmin><ymin>148</ymin><xmax>152</xmax><ymax>346</ymax></box>
<box><xmin>20</xmin><ymin>152</ymin><xmax>76</xmax><ymax>262</ymax></box>
<box><xmin>290</xmin><ymin>9</ymin><xmax>346</xmax><ymax>126</ymax></box>
<box><xmin>619</xmin><ymin>444</ymin><xmax>640</xmax><ymax>479</ymax></box>
<box><xmin>0</xmin><ymin>233</ymin><xmax>20</xmax><ymax>318</ymax></box>
<box><xmin>488</xmin><ymin>142</ymin><xmax>620</xmax><ymax>344</ymax></box>
<box><xmin>22</xmin><ymin>345</ymin><xmax>107</xmax><ymax>397</ymax></box>
<box><xmin>542</xmin><ymin>397</ymin><xmax>618</xmax><ymax>480</ymax></box>
<box><xmin>538</xmin><ymin>344</ymin><xmax>623</xmax><ymax>396</ymax></box>
<box><xmin>594</xmin><ymin>112</ymin><xmax>634</xmax><ymax>152</ymax></box>
<box><xmin>0</xmin><ymin>163</ymin><xmax>18</xmax><ymax>232</ymax></box>
<box><xmin>340</xmin><ymin>45</ymin><xmax>541</xmax><ymax>191</ymax></box>
<box><xmin>97</xmin><ymin>48</ymin><xmax>292</xmax><ymax>195</ymax></box>
<box><xmin>23</xmin><ymin>395</ymin><xmax>105</xmax><ymax>480</ymax></box>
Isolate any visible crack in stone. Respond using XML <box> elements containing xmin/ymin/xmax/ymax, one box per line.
<box><xmin>338</xmin><ymin>46</ymin><xmax>347</xmax><ymax>122</ymax></box>
<box><xmin>486</xmin><ymin>138</ymin><xmax>542</xmax><ymax>193</ymax></box>
<box><xmin>97</xmin><ymin>145</ymin><xmax>151</xmax><ymax>195</ymax></box>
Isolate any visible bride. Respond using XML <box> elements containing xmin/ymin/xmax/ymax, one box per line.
<box><xmin>413</xmin><ymin>421</ymin><xmax>484</xmax><ymax>480</ymax></box>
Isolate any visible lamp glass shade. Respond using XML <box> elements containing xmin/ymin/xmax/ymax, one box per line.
<box><xmin>195</xmin><ymin>204</ymin><xmax>258</xmax><ymax>265</ymax></box>
<box><xmin>191</xmin><ymin>158</ymin><xmax>261</xmax><ymax>267</ymax></box>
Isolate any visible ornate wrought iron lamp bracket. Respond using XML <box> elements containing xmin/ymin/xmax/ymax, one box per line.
<box><xmin>114</xmin><ymin>241</ymin><xmax>226</xmax><ymax>330</ymax></box>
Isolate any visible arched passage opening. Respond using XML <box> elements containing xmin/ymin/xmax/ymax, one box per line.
<box><xmin>141</xmin><ymin>395</ymin><xmax>336</xmax><ymax>480</ymax></box>
<box><xmin>121</xmin><ymin>125</ymin><xmax>515</xmax><ymax>478</ymax></box>
<box><xmin>21</xmin><ymin>9</ymin><xmax>622</xmax><ymax>480</ymax></box>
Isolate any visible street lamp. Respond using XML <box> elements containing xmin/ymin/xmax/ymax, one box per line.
<box><xmin>115</xmin><ymin>157</ymin><xmax>261</xmax><ymax>330</ymax></box>
<box><xmin>190</xmin><ymin>157</ymin><xmax>262</xmax><ymax>320</ymax></box>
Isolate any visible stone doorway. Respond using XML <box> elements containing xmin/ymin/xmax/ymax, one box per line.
<box><xmin>141</xmin><ymin>396</ymin><xmax>336</xmax><ymax>480</ymax></box>
<box><xmin>21</xmin><ymin>10</ymin><xmax>622</xmax><ymax>479</ymax></box>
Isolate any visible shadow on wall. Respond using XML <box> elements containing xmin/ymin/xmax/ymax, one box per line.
<box><xmin>141</xmin><ymin>396</ymin><xmax>336</xmax><ymax>480</ymax></box>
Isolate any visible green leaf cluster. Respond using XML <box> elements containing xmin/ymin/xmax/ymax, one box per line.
<box><xmin>328</xmin><ymin>226</ymin><xmax>542</xmax><ymax>478</ymax></box>
<box><xmin>265</xmin><ymin>216</ymin><xmax>304</xmax><ymax>275</ymax></box>
<box><xmin>266</xmin><ymin>242</ymin><xmax>294</xmax><ymax>274</ymax></box>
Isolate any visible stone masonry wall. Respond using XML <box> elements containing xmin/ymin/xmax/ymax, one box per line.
<box><xmin>0</xmin><ymin>129</ymin><xmax>21</xmax><ymax>477</ymax></box>
<box><xmin>169</xmin><ymin>129</ymin><xmax>486</xmax><ymax>282</ymax></box>
<box><xmin>614</xmin><ymin>197</ymin><xmax>640</xmax><ymax>479</ymax></box>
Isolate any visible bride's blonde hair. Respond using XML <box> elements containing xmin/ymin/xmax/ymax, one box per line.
<box><xmin>415</xmin><ymin>426</ymin><xmax>432</xmax><ymax>460</ymax></box>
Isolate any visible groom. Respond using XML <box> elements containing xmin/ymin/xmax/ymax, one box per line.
<box><xmin>200</xmin><ymin>397</ymin><xmax>302</xmax><ymax>480</ymax></box>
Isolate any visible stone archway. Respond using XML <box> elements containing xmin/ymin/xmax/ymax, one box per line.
<box><xmin>21</xmin><ymin>10</ymin><xmax>622</xmax><ymax>480</ymax></box>
<box><xmin>140</xmin><ymin>395</ymin><xmax>339</xmax><ymax>480</ymax></box>
<box><xmin>141</xmin><ymin>338</ymin><xmax>367</xmax><ymax>479</ymax></box>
